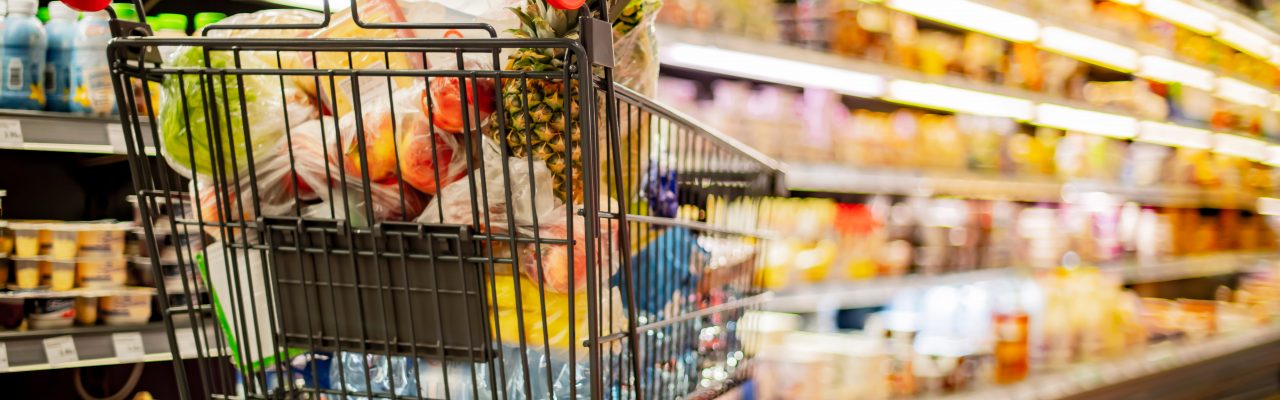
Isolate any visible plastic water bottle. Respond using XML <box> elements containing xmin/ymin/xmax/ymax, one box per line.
<box><xmin>0</xmin><ymin>0</ymin><xmax>48</xmax><ymax>110</ymax></box>
<box><xmin>70</xmin><ymin>9</ymin><xmax>111</xmax><ymax>115</ymax></box>
<box><xmin>44</xmin><ymin>1</ymin><xmax>75</xmax><ymax>112</ymax></box>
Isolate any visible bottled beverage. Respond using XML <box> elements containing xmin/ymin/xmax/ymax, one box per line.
<box><xmin>44</xmin><ymin>1</ymin><xmax>75</xmax><ymax>112</ymax></box>
<box><xmin>192</xmin><ymin>12</ymin><xmax>225</xmax><ymax>36</ymax></box>
<box><xmin>0</xmin><ymin>0</ymin><xmax>48</xmax><ymax>110</ymax></box>
<box><xmin>70</xmin><ymin>10</ymin><xmax>111</xmax><ymax>115</ymax></box>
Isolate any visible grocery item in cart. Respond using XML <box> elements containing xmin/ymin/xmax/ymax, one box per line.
<box><xmin>490</xmin><ymin>273</ymin><xmax>627</xmax><ymax>356</ymax></box>
<box><xmin>158</xmin><ymin>9</ymin><xmax>321</xmax><ymax>178</ymax></box>
<box><xmin>304</xmin><ymin>0</ymin><xmax>421</xmax><ymax>117</ymax></box>
<box><xmin>611</xmin><ymin>0</ymin><xmax>663</xmax><ymax>97</ymax></box>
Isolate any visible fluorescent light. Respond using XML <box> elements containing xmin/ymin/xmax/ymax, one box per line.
<box><xmin>1258</xmin><ymin>197</ymin><xmax>1280</xmax><ymax>216</ymax></box>
<box><xmin>886</xmin><ymin>80</ymin><xmax>1034</xmax><ymax>120</ymax></box>
<box><xmin>1040</xmin><ymin>27</ymin><xmax>1139</xmax><ymax>71</ymax></box>
<box><xmin>1217</xmin><ymin>22</ymin><xmax>1272</xmax><ymax>59</ymax></box>
<box><xmin>1137</xmin><ymin>121</ymin><xmax>1213</xmax><ymax>149</ymax></box>
<box><xmin>888</xmin><ymin>0</ymin><xmax>1039</xmax><ymax>43</ymax></box>
<box><xmin>1264</xmin><ymin>146</ymin><xmax>1280</xmax><ymax>166</ymax></box>
<box><xmin>1213</xmin><ymin>133</ymin><xmax>1267</xmax><ymax>160</ymax></box>
<box><xmin>1144</xmin><ymin>0</ymin><xmax>1218</xmax><ymax>35</ymax></box>
<box><xmin>1034</xmin><ymin>104</ymin><xmax>1138</xmax><ymax>139</ymax></box>
<box><xmin>662</xmin><ymin>43</ymin><xmax>887</xmax><ymax>98</ymax></box>
<box><xmin>1216</xmin><ymin>77</ymin><xmax>1271</xmax><ymax>108</ymax></box>
<box><xmin>1137</xmin><ymin>56</ymin><xmax>1216</xmax><ymax>90</ymax></box>
<box><xmin>264</xmin><ymin>0</ymin><xmax>351</xmax><ymax>10</ymax></box>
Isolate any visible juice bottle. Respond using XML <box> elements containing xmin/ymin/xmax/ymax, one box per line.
<box><xmin>44</xmin><ymin>1</ymin><xmax>76</xmax><ymax>112</ymax></box>
<box><xmin>0</xmin><ymin>0</ymin><xmax>48</xmax><ymax>110</ymax></box>
<box><xmin>70</xmin><ymin>10</ymin><xmax>112</xmax><ymax>115</ymax></box>
<box><xmin>192</xmin><ymin>12</ymin><xmax>226</xmax><ymax>36</ymax></box>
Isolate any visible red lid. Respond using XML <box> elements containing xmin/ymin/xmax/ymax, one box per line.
<box><xmin>61</xmin><ymin>0</ymin><xmax>111</xmax><ymax>13</ymax></box>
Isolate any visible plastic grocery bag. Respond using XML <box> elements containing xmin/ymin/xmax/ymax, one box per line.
<box><xmin>612</xmin><ymin>0</ymin><xmax>663</xmax><ymax>98</ymax></box>
<box><xmin>397</xmin><ymin>0</ymin><xmax>523</xmax><ymax>65</ymax></box>
<box><xmin>303</xmin><ymin>0</ymin><xmax>423</xmax><ymax>117</ymax></box>
<box><xmin>489</xmin><ymin>273</ymin><xmax>627</xmax><ymax>358</ymax></box>
<box><xmin>418</xmin><ymin>136</ymin><xmax>559</xmax><ymax>233</ymax></box>
<box><xmin>190</xmin><ymin>138</ymin><xmax>314</xmax><ymax>239</ymax></box>
<box><xmin>611</xmin><ymin>226</ymin><xmax>701</xmax><ymax>318</ymax></box>
<box><xmin>159</xmin><ymin>10</ymin><xmax>322</xmax><ymax>179</ymax></box>
<box><xmin>517</xmin><ymin>201</ymin><xmax>620</xmax><ymax>294</ymax></box>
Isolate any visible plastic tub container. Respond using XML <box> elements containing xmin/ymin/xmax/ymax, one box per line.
<box><xmin>49</xmin><ymin>224</ymin><xmax>80</xmax><ymax>260</ymax></box>
<box><xmin>76</xmin><ymin>223</ymin><xmax>129</xmax><ymax>257</ymax></box>
<box><xmin>11</xmin><ymin>256</ymin><xmax>43</xmax><ymax>289</ymax></box>
<box><xmin>127</xmin><ymin>257</ymin><xmax>154</xmax><ymax>287</ymax></box>
<box><xmin>99</xmin><ymin>293</ymin><xmax>150</xmax><ymax>325</ymax></box>
<box><xmin>76</xmin><ymin>256</ymin><xmax>126</xmax><ymax>288</ymax></box>
<box><xmin>0</xmin><ymin>298</ymin><xmax>23</xmax><ymax>329</ymax></box>
<box><xmin>10</xmin><ymin>222</ymin><xmax>45</xmax><ymax>257</ymax></box>
<box><xmin>25</xmin><ymin>297</ymin><xmax>75</xmax><ymax>329</ymax></box>
<box><xmin>75</xmin><ymin>296</ymin><xmax>96</xmax><ymax>325</ymax></box>
<box><xmin>47</xmin><ymin>259</ymin><xmax>74</xmax><ymax>290</ymax></box>
<box><xmin>0</xmin><ymin>221</ymin><xmax>13</xmax><ymax>255</ymax></box>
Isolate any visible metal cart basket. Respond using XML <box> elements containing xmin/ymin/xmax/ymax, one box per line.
<box><xmin>105</xmin><ymin>0</ymin><xmax>782</xmax><ymax>398</ymax></box>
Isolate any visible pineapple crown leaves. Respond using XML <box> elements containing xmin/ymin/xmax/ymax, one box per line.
<box><xmin>507</xmin><ymin>0</ymin><xmax>581</xmax><ymax>40</ymax></box>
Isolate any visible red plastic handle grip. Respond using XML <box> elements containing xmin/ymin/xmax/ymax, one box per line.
<box><xmin>61</xmin><ymin>0</ymin><xmax>112</xmax><ymax>13</ymax></box>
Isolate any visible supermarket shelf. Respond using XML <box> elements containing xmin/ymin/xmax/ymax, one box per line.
<box><xmin>0</xmin><ymin>110</ymin><xmax>155</xmax><ymax>155</ymax></box>
<box><xmin>0</xmin><ymin>320</ymin><xmax>213</xmax><ymax>373</ymax></box>
<box><xmin>938</xmin><ymin>323</ymin><xmax>1280</xmax><ymax>400</ymax></box>
<box><xmin>658</xmin><ymin>26</ymin><xmax>1275</xmax><ymax>162</ymax></box>
<box><xmin>785</xmin><ymin>163</ymin><xmax>1263</xmax><ymax>210</ymax></box>
<box><xmin>763</xmin><ymin>252</ymin><xmax>1276</xmax><ymax>313</ymax></box>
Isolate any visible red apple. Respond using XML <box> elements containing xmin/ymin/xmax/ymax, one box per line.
<box><xmin>425</xmin><ymin>75</ymin><xmax>495</xmax><ymax>134</ymax></box>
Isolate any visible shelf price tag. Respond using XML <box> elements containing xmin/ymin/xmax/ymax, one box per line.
<box><xmin>43</xmin><ymin>335</ymin><xmax>78</xmax><ymax>366</ymax></box>
<box><xmin>0</xmin><ymin>119</ymin><xmax>21</xmax><ymax>147</ymax></box>
<box><xmin>112</xmin><ymin>332</ymin><xmax>145</xmax><ymax>363</ymax></box>
<box><xmin>0</xmin><ymin>343</ymin><xmax>9</xmax><ymax>373</ymax></box>
<box><xmin>105</xmin><ymin>123</ymin><xmax>127</xmax><ymax>154</ymax></box>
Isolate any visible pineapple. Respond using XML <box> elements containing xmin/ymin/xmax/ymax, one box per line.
<box><xmin>612</xmin><ymin>0</ymin><xmax>654</xmax><ymax>36</ymax></box>
<box><xmin>501</xmin><ymin>0</ymin><xmax>585</xmax><ymax>202</ymax></box>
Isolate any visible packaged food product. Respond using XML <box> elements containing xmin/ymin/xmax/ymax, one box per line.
<box><xmin>159</xmin><ymin>9</ymin><xmax>321</xmax><ymax>178</ymax></box>
<box><xmin>25</xmin><ymin>297</ymin><xmax>75</xmax><ymax>329</ymax></box>
<box><xmin>76</xmin><ymin>222</ymin><xmax>129</xmax><ymax>256</ymax></box>
<box><xmin>48</xmin><ymin>259</ymin><xmax>74</xmax><ymax>290</ymax></box>
<box><xmin>0</xmin><ymin>298</ymin><xmax>23</xmax><ymax>329</ymax></box>
<box><xmin>10</xmin><ymin>222</ymin><xmax>45</xmax><ymax>257</ymax></box>
<box><xmin>0</xmin><ymin>221</ymin><xmax>13</xmax><ymax>254</ymax></box>
<box><xmin>100</xmin><ymin>293</ymin><xmax>151</xmax><ymax>325</ymax></box>
<box><xmin>488</xmin><ymin>273</ymin><xmax>626</xmax><ymax>356</ymax></box>
<box><xmin>75</xmin><ymin>296</ymin><xmax>96</xmax><ymax>325</ymax></box>
<box><xmin>12</xmin><ymin>256</ymin><xmax>42</xmax><ymax>289</ymax></box>
<box><xmin>304</xmin><ymin>0</ymin><xmax>421</xmax><ymax>117</ymax></box>
<box><xmin>76</xmin><ymin>256</ymin><xmax>127</xmax><ymax>288</ymax></box>
<box><xmin>49</xmin><ymin>224</ymin><xmax>79</xmax><ymax>259</ymax></box>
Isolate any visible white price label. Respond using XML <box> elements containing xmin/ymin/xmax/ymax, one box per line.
<box><xmin>106</xmin><ymin>123</ymin><xmax>127</xmax><ymax>154</ymax></box>
<box><xmin>175</xmin><ymin>327</ymin><xmax>198</xmax><ymax>359</ymax></box>
<box><xmin>112</xmin><ymin>332</ymin><xmax>145</xmax><ymax>362</ymax></box>
<box><xmin>0</xmin><ymin>119</ymin><xmax>21</xmax><ymax>146</ymax></box>
<box><xmin>43</xmin><ymin>335</ymin><xmax>78</xmax><ymax>366</ymax></box>
<box><xmin>0</xmin><ymin>343</ymin><xmax>9</xmax><ymax>373</ymax></box>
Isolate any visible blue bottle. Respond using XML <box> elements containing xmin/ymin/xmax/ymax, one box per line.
<box><xmin>43</xmin><ymin>1</ymin><xmax>75</xmax><ymax>112</ymax></box>
<box><xmin>0</xmin><ymin>0</ymin><xmax>47</xmax><ymax>110</ymax></box>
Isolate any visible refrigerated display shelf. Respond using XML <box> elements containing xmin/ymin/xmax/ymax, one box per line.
<box><xmin>658</xmin><ymin>25</ymin><xmax>1279</xmax><ymax>164</ymax></box>
<box><xmin>0</xmin><ymin>110</ymin><xmax>154</xmax><ymax>155</ymax></box>
<box><xmin>0</xmin><ymin>320</ymin><xmax>212</xmax><ymax>373</ymax></box>
<box><xmin>764</xmin><ymin>251</ymin><xmax>1275</xmax><ymax>312</ymax></box>
<box><xmin>936</xmin><ymin>323</ymin><xmax>1280</xmax><ymax>400</ymax></box>
<box><xmin>785</xmin><ymin>163</ymin><xmax>1266</xmax><ymax>210</ymax></box>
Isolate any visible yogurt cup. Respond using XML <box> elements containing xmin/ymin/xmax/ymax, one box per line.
<box><xmin>47</xmin><ymin>259</ymin><xmax>75</xmax><ymax>291</ymax></box>
<box><xmin>9</xmin><ymin>222</ymin><xmax>46</xmax><ymax>257</ymax></box>
<box><xmin>99</xmin><ymin>293</ymin><xmax>151</xmax><ymax>325</ymax></box>
<box><xmin>25</xmin><ymin>297</ymin><xmax>76</xmax><ymax>329</ymax></box>
<box><xmin>11</xmin><ymin>256</ymin><xmax>44</xmax><ymax>289</ymax></box>
<box><xmin>76</xmin><ymin>256</ymin><xmax>127</xmax><ymax>288</ymax></box>
<box><xmin>49</xmin><ymin>224</ymin><xmax>80</xmax><ymax>260</ymax></box>
<box><xmin>75</xmin><ymin>297</ymin><xmax>97</xmax><ymax>325</ymax></box>
<box><xmin>76</xmin><ymin>222</ymin><xmax>130</xmax><ymax>257</ymax></box>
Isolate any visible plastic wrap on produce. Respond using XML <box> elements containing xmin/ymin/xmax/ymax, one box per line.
<box><xmin>158</xmin><ymin>10</ymin><xmax>322</xmax><ymax>179</ymax></box>
<box><xmin>611</xmin><ymin>0</ymin><xmax>663</xmax><ymax>98</ymax></box>
<box><xmin>303</xmin><ymin>0</ymin><xmax>422</xmax><ymax>116</ymax></box>
<box><xmin>418</xmin><ymin>135</ymin><xmax>558</xmax><ymax>233</ymax></box>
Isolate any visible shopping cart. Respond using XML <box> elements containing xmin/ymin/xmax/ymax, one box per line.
<box><xmin>98</xmin><ymin>0</ymin><xmax>782</xmax><ymax>398</ymax></box>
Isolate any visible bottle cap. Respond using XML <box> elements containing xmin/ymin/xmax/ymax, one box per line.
<box><xmin>36</xmin><ymin>6</ymin><xmax>47</xmax><ymax>22</ymax></box>
<box><xmin>193</xmin><ymin>11</ymin><xmax>225</xmax><ymax>32</ymax></box>
<box><xmin>156</xmin><ymin>13</ymin><xmax>186</xmax><ymax>32</ymax></box>
<box><xmin>49</xmin><ymin>1</ymin><xmax>77</xmax><ymax>20</ymax></box>
<box><xmin>8</xmin><ymin>0</ymin><xmax>39</xmax><ymax>16</ymax></box>
<box><xmin>109</xmin><ymin>2</ymin><xmax>136</xmax><ymax>22</ymax></box>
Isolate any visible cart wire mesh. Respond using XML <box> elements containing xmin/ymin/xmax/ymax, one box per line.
<box><xmin>107</xmin><ymin>1</ymin><xmax>782</xmax><ymax>398</ymax></box>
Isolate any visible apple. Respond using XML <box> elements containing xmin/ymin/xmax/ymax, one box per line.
<box><xmin>326</xmin><ymin>111</ymin><xmax>400</xmax><ymax>184</ymax></box>
<box><xmin>519</xmin><ymin>218</ymin><xmax>590</xmax><ymax>294</ymax></box>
